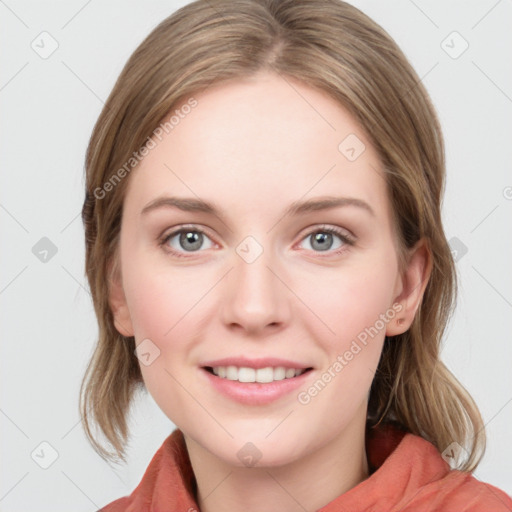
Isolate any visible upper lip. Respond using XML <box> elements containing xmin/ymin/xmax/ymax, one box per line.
<box><xmin>201</xmin><ymin>357</ymin><xmax>312</xmax><ymax>370</ymax></box>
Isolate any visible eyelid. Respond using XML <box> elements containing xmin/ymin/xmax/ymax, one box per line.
<box><xmin>159</xmin><ymin>223</ymin><xmax>356</xmax><ymax>257</ymax></box>
<box><xmin>296</xmin><ymin>223</ymin><xmax>355</xmax><ymax>243</ymax></box>
<box><xmin>160</xmin><ymin>223</ymin><xmax>215</xmax><ymax>240</ymax></box>
<box><xmin>293</xmin><ymin>224</ymin><xmax>356</xmax><ymax>254</ymax></box>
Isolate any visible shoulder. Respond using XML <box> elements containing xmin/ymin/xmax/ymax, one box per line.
<box><xmin>97</xmin><ymin>429</ymin><xmax>197</xmax><ymax>512</ymax></box>
<box><xmin>406</xmin><ymin>470</ymin><xmax>512</xmax><ymax>511</ymax></box>
<box><xmin>357</xmin><ymin>426</ymin><xmax>512</xmax><ymax>511</ymax></box>
<box><xmin>98</xmin><ymin>496</ymin><xmax>131</xmax><ymax>512</ymax></box>
<box><xmin>391</xmin><ymin>434</ymin><xmax>512</xmax><ymax>511</ymax></box>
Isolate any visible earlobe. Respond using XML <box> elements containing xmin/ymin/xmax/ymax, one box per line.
<box><xmin>108</xmin><ymin>261</ymin><xmax>134</xmax><ymax>337</ymax></box>
<box><xmin>386</xmin><ymin>238</ymin><xmax>432</xmax><ymax>336</ymax></box>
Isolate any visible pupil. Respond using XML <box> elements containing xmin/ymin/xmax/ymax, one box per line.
<box><xmin>312</xmin><ymin>232</ymin><xmax>332</xmax><ymax>251</ymax></box>
<box><xmin>180</xmin><ymin>231</ymin><xmax>202</xmax><ymax>251</ymax></box>
<box><xmin>177</xmin><ymin>231</ymin><xmax>334</xmax><ymax>252</ymax></box>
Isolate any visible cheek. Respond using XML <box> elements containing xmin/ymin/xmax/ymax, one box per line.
<box><xmin>124</xmin><ymin>243</ymin><xmax>398</xmax><ymax>355</ymax></box>
<box><xmin>126</xmin><ymin>280</ymin><xmax>173</xmax><ymax>339</ymax></box>
<box><xmin>293</xmin><ymin>264</ymin><xmax>396</xmax><ymax>423</ymax></box>
<box><xmin>304</xmin><ymin>257</ymin><xmax>398</xmax><ymax>348</ymax></box>
<box><xmin>122</xmin><ymin>265</ymin><xmax>206</xmax><ymax>419</ymax></box>
<box><xmin>124</xmin><ymin>261</ymin><xmax>202</xmax><ymax>340</ymax></box>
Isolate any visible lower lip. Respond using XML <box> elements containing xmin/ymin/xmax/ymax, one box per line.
<box><xmin>201</xmin><ymin>368</ymin><xmax>312</xmax><ymax>405</ymax></box>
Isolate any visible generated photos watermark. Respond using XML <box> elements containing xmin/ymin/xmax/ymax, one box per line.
<box><xmin>93</xmin><ymin>97</ymin><xmax>198</xmax><ymax>200</ymax></box>
<box><xmin>297</xmin><ymin>302</ymin><xmax>403</xmax><ymax>405</ymax></box>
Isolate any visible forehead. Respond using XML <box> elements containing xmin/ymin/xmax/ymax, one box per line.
<box><xmin>125</xmin><ymin>72</ymin><xmax>390</xmax><ymax>222</ymax></box>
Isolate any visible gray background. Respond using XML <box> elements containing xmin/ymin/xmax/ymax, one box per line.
<box><xmin>1</xmin><ymin>0</ymin><xmax>511</xmax><ymax>510</ymax></box>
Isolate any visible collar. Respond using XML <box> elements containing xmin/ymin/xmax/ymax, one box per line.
<box><xmin>107</xmin><ymin>423</ymin><xmax>512</xmax><ymax>512</ymax></box>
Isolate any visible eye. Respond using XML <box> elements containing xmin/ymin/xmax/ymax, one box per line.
<box><xmin>160</xmin><ymin>226</ymin><xmax>214</xmax><ymax>256</ymax></box>
<box><xmin>159</xmin><ymin>224</ymin><xmax>355</xmax><ymax>258</ymax></box>
<box><xmin>298</xmin><ymin>226</ymin><xmax>354</xmax><ymax>255</ymax></box>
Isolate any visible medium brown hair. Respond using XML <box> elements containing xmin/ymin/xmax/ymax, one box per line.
<box><xmin>80</xmin><ymin>0</ymin><xmax>485</xmax><ymax>469</ymax></box>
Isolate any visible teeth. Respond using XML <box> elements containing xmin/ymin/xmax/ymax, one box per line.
<box><xmin>238</xmin><ymin>367</ymin><xmax>256</xmax><ymax>382</ymax></box>
<box><xmin>210</xmin><ymin>366</ymin><xmax>307</xmax><ymax>383</ymax></box>
<box><xmin>255</xmin><ymin>367</ymin><xmax>273</xmax><ymax>383</ymax></box>
<box><xmin>226</xmin><ymin>365</ymin><xmax>238</xmax><ymax>380</ymax></box>
<box><xmin>273</xmin><ymin>366</ymin><xmax>286</xmax><ymax>380</ymax></box>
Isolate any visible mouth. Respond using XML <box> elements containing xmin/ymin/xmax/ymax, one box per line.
<box><xmin>199</xmin><ymin>358</ymin><xmax>314</xmax><ymax>405</ymax></box>
<box><xmin>202</xmin><ymin>365</ymin><xmax>313</xmax><ymax>383</ymax></box>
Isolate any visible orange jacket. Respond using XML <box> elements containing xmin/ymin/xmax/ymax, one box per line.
<box><xmin>100</xmin><ymin>425</ymin><xmax>512</xmax><ymax>511</ymax></box>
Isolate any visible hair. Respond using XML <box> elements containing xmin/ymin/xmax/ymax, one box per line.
<box><xmin>80</xmin><ymin>0</ymin><xmax>486</xmax><ymax>470</ymax></box>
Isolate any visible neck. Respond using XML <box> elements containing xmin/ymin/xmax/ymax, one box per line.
<box><xmin>184</xmin><ymin>412</ymin><xmax>369</xmax><ymax>512</ymax></box>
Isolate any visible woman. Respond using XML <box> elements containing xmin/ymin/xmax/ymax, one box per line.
<box><xmin>80</xmin><ymin>0</ymin><xmax>512</xmax><ymax>510</ymax></box>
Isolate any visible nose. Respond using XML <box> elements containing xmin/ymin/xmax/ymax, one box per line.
<box><xmin>220</xmin><ymin>245</ymin><xmax>291</xmax><ymax>336</ymax></box>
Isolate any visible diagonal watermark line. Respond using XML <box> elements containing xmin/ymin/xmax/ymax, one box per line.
<box><xmin>471</xmin><ymin>265</ymin><xmax>512</xmax><ymax>307</ymax></box>
<box><xmin>408</xmin><ymin>0</ymin><xmax>439</xmax><ymax>28</ymax></box>
<box><xmin>61</xmin><ymin>61</ymin><xmax>105</xmax><ymax>104</ymax></box>
<box><xmin>61</xmin><ymin>418</ymin><xmax>82</xmax><ymax>440</ymax></box>
<box><xmin>266</xmin><ymin>410</ymin><xmax>294</xmax><ymax>438</ymax></box>
<box><xmin>61</xmin><ymin>61</ymin><xmax>127</xmax><ymax>127</ymax></box>
<box><xmin>0</xmin><ymin>472</ymin><xmax>29</xmax><ymax>502</ymax></box>
<box><xmin>471</xmin><ymin>469</ymin><xmax>512</xmax><ymax>511</ymax></box>
<box><xmin>197</xmin><ymin>0</ymin><xmax>334</xmax><ymax>131</ymax></box>
<box><xmin>0</xmin><ymin>61</ymin><xmax>29</xmax><ymax>92</ymax></box>
<box><xmin>0</xmin><ymin>408</ymin><xmax>29</xmax><ymax>438</ymax></box>
<box><xmin>265</xmin><ymin>266</ymin><xmax>336</xmax><ymax>335</ymax></box>
<box><xmin>471</xmin><ymin>0</ymin><xmax>503</xmax><ymax>30</ymax></box>
<box><xmin>164</xmin><ymin>163</ymin><xmax>232</xmax><ymax>233</ymax></box>
<box><xmin>480</xmin><ymin>395</ymin><xmax>512</xmax><ymax>434</ymax></box>
<box><xmin>103</xmin><ymin>460</ymin><xmax>129</xmax><ymax>488</ymax></box>
<box><xmin>164</xmin><ymin>368</ymin><xmax>234</xmax><ymax>438</ymax></box>
<box><xmin>265</xmin><ymin>470</ymin><xmax>308</xmax><ymax>511</ymax></box>
<box><xmin>470</xmin><ymin>204</ymin><xmax>499</xmax><ymax>233</ymax></box>
<box><xmin>0</xmin><ymin>265</ymin><xmax>28</xmax><ymax>295</ymax></box>
<box><xmin>472</xmin><ymin>61</ymin><xmax>512</xmax><ymax>105</ymax></box>
<box><xmin>394</xmin><ymin>468</ymin><xmax>454</xmax><ymax>511</ymax></box>
<box><xmin>202</xmin><ymin>471</ymin><xmax>233</xmax><ymax>501</ymax></box>
<box><xmin>163</xmin><ymin>267</ymin><xmax>233</xmax><ymax>336</ymax></box>
<box><xmin>60</xmin><ymin>211</ymin><xmax>81</xmax><ymax>233</ymax></box>
<box><xmin>61</xmin><ymin>471</ymin><xmax>99</xmax><ymax>508</ymax></box>
<box><xmin>0</xmin><ymin>0</ymin><xmax>29</xmax><ymax>28</ymax></box>
<box><xmin>276</xmin><ymin>73</ymin><xmax>336</xmax><ymax>131</ymax></box>
<box><xmin>0</xmin><ymin>203</ymin><xmax>29</xmax><ymax>233</ymax></box>
<box><xmin>368</xmin><ymin>162</ymin><xmax>387</xmax><ymax>186</ymax></box>
<box><xmin>61</xmin><ymin>0</ymin><xmax>93</xmax><ymax>29</ymax></box>
<box><xmin>400</xmin><ymin>61</ymin><xmax>439</xmax><ymax>101</ymax></box>
<box><xmin>60</xmin><ymin>265</ymin><xmax>91</xmax><ymax>296</ymax></box>
<box><xmin>266</xmin><ymin>163</ymin><xmax>337</xmax><ymax>234</ymax></box>
<box><xmin>368</xmin><ymin>61</ymin><xmax>439</xmax><ymax>138</ymax></box>
<box><xmin>470</xmin><ymin>394</ymin><xmax>512</xmax><ymax>508</ymax></box>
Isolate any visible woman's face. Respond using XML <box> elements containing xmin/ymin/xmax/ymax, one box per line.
<box><xmin>111</xmin><ymin>71</ymin><xmax>408</xmax><ymax>467</ymax></box>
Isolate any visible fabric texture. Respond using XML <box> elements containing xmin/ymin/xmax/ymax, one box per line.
<box><xmin>99</xmin><ymin>424</ymin><xmax>512</xmax><ymax>512</ymax></box>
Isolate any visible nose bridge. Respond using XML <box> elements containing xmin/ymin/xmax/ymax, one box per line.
<box><xmin>221</xmin><ymin>234</ymin><xmax>289</xmax><ymax>333</ymax></box>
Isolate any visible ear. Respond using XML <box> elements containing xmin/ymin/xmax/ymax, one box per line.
<box><xmin>386</xmin><ymin>238</ymin><xmax>432</xmax><ymax>336</ymax></box>
<box><xmin>107</xmin><ymin>258</ymin><xmax>134</xmax><ymax>337</ymax></box>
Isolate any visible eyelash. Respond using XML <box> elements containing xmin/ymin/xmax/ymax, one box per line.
<box><xmin>158</xmin><ymin>224</ymin><xmax>355</xmax><ymax>259</ymax></box>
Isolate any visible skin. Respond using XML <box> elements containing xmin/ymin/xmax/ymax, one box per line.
<box><xmin>109</xmin><ymin>71</ymin><xmax>430</xmax><ymax>512</ymax></box>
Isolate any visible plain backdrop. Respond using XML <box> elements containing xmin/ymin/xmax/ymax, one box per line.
<box><xmin>1</xmin><ymin>0</ymin><xmax>511</xmax><ymax>510</ymax></box>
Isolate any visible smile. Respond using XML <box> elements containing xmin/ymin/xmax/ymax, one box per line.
<box><xmin>206</xmin><ymin>366</ymin><xmax>309</xmax><ymax>383</ymax></box>
<box><xmin>200</xmin><ymin>358</ymin><xmax>314</xmax><ymax>405</ymax></box>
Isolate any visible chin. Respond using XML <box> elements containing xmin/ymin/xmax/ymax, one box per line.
<box><xmin>203</xmin><ymin>424</ymin><xmax>312</xmax><ymax>469</ymax></box>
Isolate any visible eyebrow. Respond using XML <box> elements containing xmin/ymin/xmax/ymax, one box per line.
<box><xmin>141</xmin><ymin>195</ymin><xmax>375</xmax><ymax>218</ymax></box>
